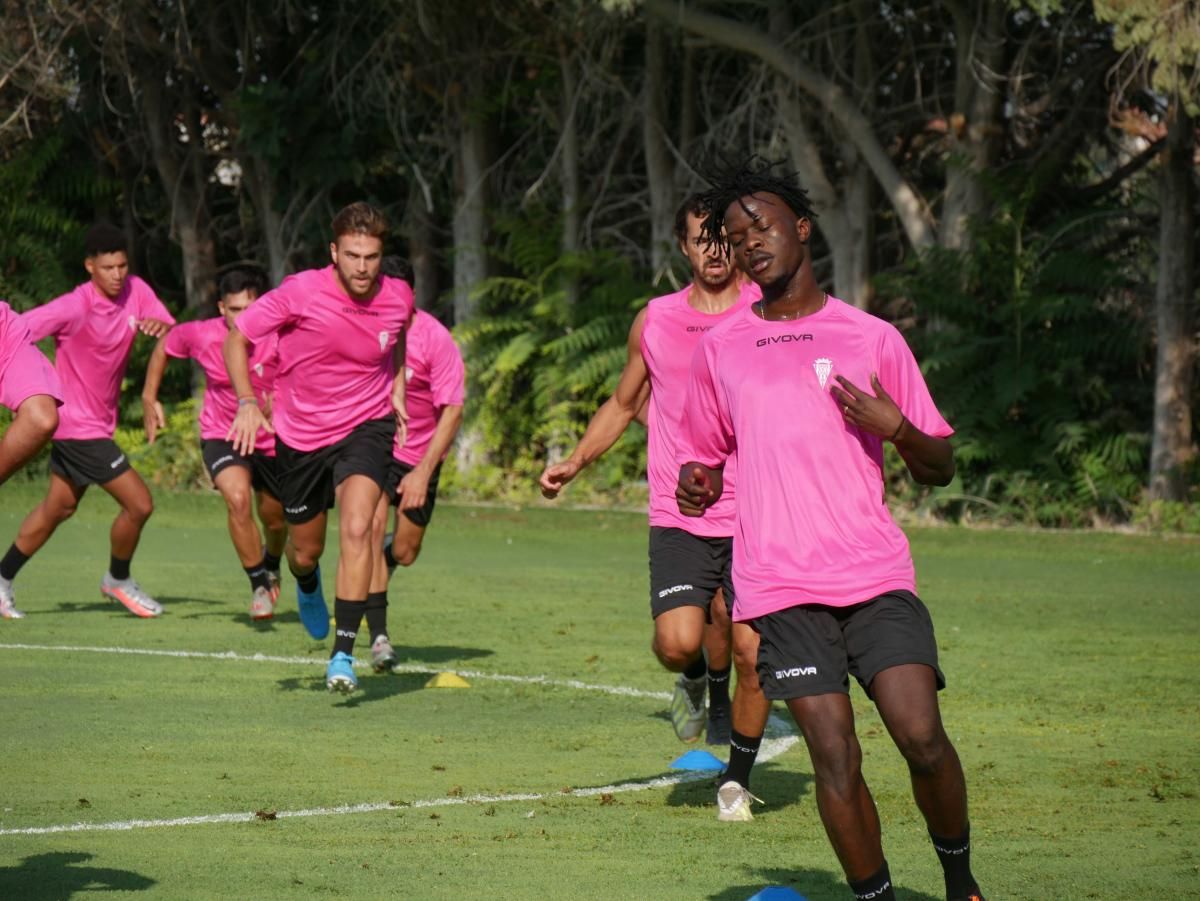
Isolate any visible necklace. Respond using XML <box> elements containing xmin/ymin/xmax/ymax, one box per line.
<box><xmin>755</xmin><ymin>292</ymin><xmax>827</xmax><ymax>321</ymax></box>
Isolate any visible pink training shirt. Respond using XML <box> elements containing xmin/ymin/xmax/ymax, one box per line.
<box><xmin>0</xmin><ymin>301</ymin><xmax>62</xmax><ymax>413</ymax></box>
<box><xmin>235</xmin><ymin>267</ymin><xmax>413</xmax><ymax>452</ymax></box>
<box><xmin>678</xmin><ymin>297</ymin><xmax>953</xmax><ymax>621</ymax></box>
<box><xmin>22</xmin><ymin>276</ymin><xmax>175</xmax><ymax>439</ymax></box>
<box><xmin>394</xmin><ymin>310</ymin><xmax>465</xmax><ymax>467</ymax></box>
<box><xmin>164</xmin><ymin>317</ymin><xmax>279</xmax><ymax>454</ymax></box>
<box><xmin>640</xmin><ymin>280</ymin><xmax>758</xmax><ymax>537</ymax></box>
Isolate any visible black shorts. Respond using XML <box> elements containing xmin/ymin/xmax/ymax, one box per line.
<box><xmin>275</xmin><ymin>418</ymin><xmax>394</xmax><ymax>524</ymax></box>
<box><xmin>201</xmin><ymin>439</ymin><xmax>284</xmax><ymax>501</ymax></box>
<box><xmin>752</xmin><ymin>590</ymin><xmax>945</xmax><ymax>701</ymax></box>
<box><xmin>49</xmin><ymin>438</ymin><xmax>132</xmax><ymax>487</ymax></box>
<box><xmin>648</xmin><ymin>526</ymin><xmax>735</xmax><ymax>620</ymax></box>
<box><xmin>383</xmin><ymin>460</ymin><xmax>441</xmax><ymax>528</ymax></box>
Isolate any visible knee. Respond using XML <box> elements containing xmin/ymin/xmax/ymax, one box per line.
<box><xmin>127</xmin><ymin>495</ymin><xmax>154</xmax><ymax>526</ymax></box>
<box><xmin>290</xmin><ymin>542</ymin><xmax>322</xmax><ymax>570</ymax></box>
<box><xmin>732</xmin><ymin>641</ymin><xmax>758</xmax><ymax>682</ymax></box>
<box><xmin>340</xmin><ymin>512</ymin><xmax>373</xmax><ymax>546</ymax></box>
<box><xmin>652</xmin><ymin>636</ymin><xmax>697</xmax><ymax>672</ymax></box>
<box><xmin>224</xmin><ymin>488</ymin><xmax>253</xmax><ymax>521</ymax></box>
<box><xmin>806</xmin><ymin>730</ymin><xmax>864</xmax><ymax>794</ymax></box>
<box><xmin>21</xmin><ymin>396</ymin><xmax>59</xmax><ymax>440</ymax></box>
<box><xmin>392</xmin><ymin>537</ymin><xmax>422</xmax><ymax>567</ymax></box>
<box><xmin>895</xmin><ymin>724</ymin><xmax>950</xmax><ymax>777</ymax></box>
<box><xmin>49</xmin><ymin>498</ymin><xmax>79</xmax><ymax>523</ymax></box>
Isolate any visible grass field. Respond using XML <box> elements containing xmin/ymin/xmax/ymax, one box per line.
<box><xmin>0</xmin><ymin>484</ymin><xmax>1196</xmax><ymax>900</ymax></box>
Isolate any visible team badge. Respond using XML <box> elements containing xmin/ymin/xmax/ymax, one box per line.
<box><xmin>127</xmin><ymin>315</ymin><xmax>137</xmax><ymax>332</ymax></box>
<box><xmin>378</xmin><ymin>330</ymin><xmax>389</xmax><ymax>351</ymax></box>
<box><xmin>813</xmin><ymin>357</ymin><xmax>833</xmax><ymax>388</ymax></box>
<box><xmin>405</xmin><ymin>366</ymin><xmax>414</xmax><ymax>382</ymax></box>
<box><xmin>253</xmin><ymin>363</ymin><xmax>264</xmax><ymax>377</ymax></box>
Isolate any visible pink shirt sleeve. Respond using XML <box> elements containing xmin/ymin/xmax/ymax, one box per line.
<box><xmin>235</xmin><ymin>280</ymin><xmax>298</xmax><ymax>342</ymax></box>
<box><xmin>21</xmin><ymin>291</ymin><xmax>84</xmax><ymax>342</ymax></box>
<box><xmin>131</xmin><ymin>278</ymin><xmax>177</xmax><ymax>326</ymax></box>
<box><xmin>876</xmin><ymin>325</ymin><xmax>953</xmax><ymax>439</ymax></box>
<box><xmin>163</xmin><ymin>321</ymin><xmax>196</xmax><ymax>359</ymax></box>
<box><xmin>428</xmin><ymin>327</ymin><xmax>466</xmax><ymax>408</ymax></box>
<box><xmin>678</xmin><ymin>337</ymin><xmax>735</xmax><ymax>468</ymax></box>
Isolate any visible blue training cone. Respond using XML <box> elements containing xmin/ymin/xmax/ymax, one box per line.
<box><xmin>669</xmin><ymin>749</ymin><xmax>726</xmax><ymax>771</ymax></box>
<box><xmin>747</xmin><ymin>888</ymin><xmax>809</xmax><ymax>901</ymax></box>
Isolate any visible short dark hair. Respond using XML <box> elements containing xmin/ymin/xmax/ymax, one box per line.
<box><xmin>698</xmin><ymin>156</ymin><xmax>817</xmax><ymax>251</ymax></box>
<box><xmin>331</xmin><ymin>202</ymin><xmax>388</xmax><ymax>241</ymax></box>
<box><xmin>217</xmin><ymin>264</ymin><xmax>268</xmax><ymax>299</ymax></box>
<box><xmin>84</xmin><ymin>223</ymin><xmax>127</xmax><ymax>258</ymax></box>
<box><xmin>379</xmin><ymin>255</ymin><xmax>414</xmax><ymax>283</ymax></box>
<box><xmin>672</xmin><ymin>193</ymin><xmax>709</xmax><ymax>243</ymax></box>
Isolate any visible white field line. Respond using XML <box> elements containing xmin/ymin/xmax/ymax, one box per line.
<box><xmin>0</xmin><ymin>642</ymin><xmax>669</xmax><ymax>700</ymax></box>
<box><xmin>0</xmin><ymin>642</ymin><xmax>800</xmax><ymax>837</ymax></box>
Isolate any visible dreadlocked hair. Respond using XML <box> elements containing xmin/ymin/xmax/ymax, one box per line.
<box><xmin>697</xmin><ymin>156</ymin><xmax>816</xmax><ymax>251</ymax></box>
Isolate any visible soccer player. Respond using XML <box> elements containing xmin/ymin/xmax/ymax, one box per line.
<box><xmin>0</xmin><ymin>224</ymin><xmax>175</xmax><ymax>619</ymax></box>
<box><xmin>0</xmin><ymin>302</ymin><xmax>61</xmax><ymax>499</ymax></box>
<box><xmin>141</xmin><ymin>265</ymin><xmax>286</xmax><ymax>621</ymax></box>
<box><xmin>677</xmin><ymin>159</ymin><xmax>985</xmax><ymax>901</ymax></box>
<box><xmin>363</xmin><ymin>256</ymin><xmax>465</xmax><ymax>673</ymax></box>
<box><xmin>539</xmin><ymin>195</ymin><xmax>773</xmax><ymax>822</ymax></box>
<box><xmin>225</xmin><ymin>202</ymin><xmax>412</xmax><ymax>693</ymax></box>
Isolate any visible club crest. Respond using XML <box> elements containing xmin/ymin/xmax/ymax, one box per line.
<box><xmin>127</xmin><ymin>315</ymin><xmax>137</xmax><ymax>332</ymax></box>
<box><xmin>813</xmin><ymin>357</ymin><xmax>833</xmax><ymax>388</ymax></box>
<box><xmin>378</xmin><ymin>330</ymin><xmax>389</xmax><ymax>351</ymax></box>
<box><xmin>253</xmin><ymin>363</ymin><xmax>264</xmax><ymax>377</ymax></box>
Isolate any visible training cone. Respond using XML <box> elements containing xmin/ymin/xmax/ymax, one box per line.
<box><xmin>669</xmin><ymin>749</ymin><xmax>726</xmax><ymax>771</ymax></box>
<box><xmin>747</xmin><ymin>888</ymin><xmax>808</xmax><ymax>901</ymax></box>
<box><xmin>425</xmin><ymin>671</ymin><xmax>471</xmax><ymax>689</ymax></box>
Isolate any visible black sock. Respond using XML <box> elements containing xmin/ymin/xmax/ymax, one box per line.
<box><xmin>262</xmin><ymin>549</ymin><xmax>282</xmax><ymax>572</ymax></box>
<box><xmin>244</xmin><ymin>563</ymin><xmax>272</xmax><ymax>593</ymax></box>
<box><xmin>682</xmin><ymin>657</ymin><xmax>707</xmax><ymax>681</ymax></box>
<box><xmin>383</xmin><ymin>544</ymin><xmax>398</xmax><ymax>571</ymax></box>
<box><xmin>931</xmin><ymin>827</ymin><xmax>979</xmax><ymax>899</ymax></box>
<box><xmin>707</xmin><ymin>664</ymin><xmax>731</xmax><ymax>707</ymax></box>
<box><xmin>364</xmin><ymin>591</ymin><xmax>389</xmax><ymax>642</ymax></box>
<box><xmin>109</xmin><ymin>556</ymin><xmax>131</xmax><ymax>581</ymax></box>
<box><xmin>721</xmin><ymin>729</ymin><xmax>762</xmax><ymax>790</ymax></box>
<box><xmin>0</xmin><ymin>544</ymin><xmax>30</xmax><ymax>581</ymax></box>
<box><xmin>291</xmin><ymin>565</ymin><xmax>319</xmax><ymax>594</ymax></box>
<box><xmin>849</xmin><ymin>861</ymin><xmax>894</xmax><ymax>901</ymax></box>
<box><xmin>332</xmin><ymin>599</ymin><xmax>364</xmax><ymax>657</ymax></box>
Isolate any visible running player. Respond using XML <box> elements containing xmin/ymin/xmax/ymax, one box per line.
<box><xmin>677</xmin><ymin>159</ymin><xmax>985</xmax><ymax>901</ymax></box>
<box><xmin>142</xmin><ymin>265</ymin><xmax>286</xmax><ymax>621</ymax></box>
<box><xmin>0</xmin><ymin>301</ymin><xmax>61</xmax><ymax>499</ymax></box>
<box><xmin>363</xmin><ymin>256</ymin><xmax>465</xmax><ymax>672</ymax></box>
<box><xmin>0</xmin><ymin>224</ymin><xmax>175</xmax><ymax>619</ymax></box>
<box><xmin>225</xmin><ymin>202</ymin><xmax>412</xmax><ymax>693</ymax></box>
<box><xmin>538</xmin><ymin>195</ymin><xmax>773</xmax><ymax>822</ymax></box>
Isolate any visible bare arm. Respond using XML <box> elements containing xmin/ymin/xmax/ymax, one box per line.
<box><xmin>396</xmin><ymin>404</ymin><xmax>464</xmax><ymax>511</ymax></box>
<box><xmin>538</xmin><ymin>309</ymin><xmax>651</xmax><ymax>499</ymax></box>
<box><xmin>141</xmin><ymin>337</ymin><xmax>170</xmax><ymax>444</ymax></box>
<box><xmin>223</xmin><ymin>326</ymin><xmax>271</xmax><ymax>455</ymax></box>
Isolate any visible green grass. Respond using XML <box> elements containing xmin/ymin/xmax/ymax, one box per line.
<box><xmin>0</xmin><ymin>484</ymin><xmax>1197</xmax><ymax>899</ymax></box>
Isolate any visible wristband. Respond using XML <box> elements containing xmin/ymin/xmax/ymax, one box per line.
<box><xmin>889</xmin><ymin>417</ymin><xmax>907</xmax><ymax>442</ymax></box>
<box><xmin>237</xmin><ymin>396</ymin><xmax>259</xmax><ymax>407</ymax></box>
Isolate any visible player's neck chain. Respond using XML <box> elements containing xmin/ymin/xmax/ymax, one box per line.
<box><xmin>754</xmin><ymin>292</ymin><xmax>827</xmax><ymax>322</ymax></box>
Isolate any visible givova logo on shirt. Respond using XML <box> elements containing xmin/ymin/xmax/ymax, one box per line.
<box><xmin>774</xmin><ymin>664</ymin><xmax>818</xmax><ymax>679</ymax></box>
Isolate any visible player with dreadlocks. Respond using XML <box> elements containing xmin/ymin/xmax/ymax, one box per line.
<box><xmin>676</xmin><ymin>158</ymin><xmax>985</xmax><ymax>901</ymax></box>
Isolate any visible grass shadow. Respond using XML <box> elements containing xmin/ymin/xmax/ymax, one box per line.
<box><xmin>707</xmin><ymin>865</ymin><xmax>940</xmax><ymax>901</ymax></box>
<box><xmin>0</xmin><ymin>851</ymin><xmax>155</xmax><ymax>899</ymax></box>
<box><xmin>665</xmin><ymin>762</ymin><xmax>815</xmax><ymax>816</ymax></box>
<box><xmin>274</xmin><ymin>671</ymin><xmax>429</xmax><ymax>706</ymax></box>
<box><xmin>393</xmin><ymin>644</ymin><xmax>495</xmax><ymax>665</ymax></box>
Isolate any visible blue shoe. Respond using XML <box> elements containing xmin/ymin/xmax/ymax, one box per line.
<box><xmin>297</xmin><ymin>565</ymin><xmax>329</xmax><ymax>639</ymax></box>
<box><xmin>326</xmin><ymin>651</ymin><xmax>357</xmax><ymax>693</ymax></box>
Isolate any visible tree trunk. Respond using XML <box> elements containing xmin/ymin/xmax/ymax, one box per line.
<box><xmin>1149</xmin><ymin>104</ymin><xmax>1196</xmax><ymax>501</ymax></box>
<box><xmin>643</xmin><ymin>16</ymin><xmax>676</xmax><ymax>283</ymax></box>
<box><xmin>452</xmin><ymin>80</ymin><xmax>490</xmax><ymax>325</ymax></box>
<box><xmin>403</xmin><ymin>177</ymin><xmax>439</xmax><ymax>312</ymax></box>
<box><xmin>941</xmin><ymin>1</ymin><xmax>1007</xmax><ymax>250</ymax></box>
<box><xmin>560</xmin><ymin>43</ymin><xmax>581</xmax><ymax>309</ymax></box>
<box><xmin>243</xmin><ymin>155</ymin><xmax>289</xmax><ymax>286</ymax></box>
